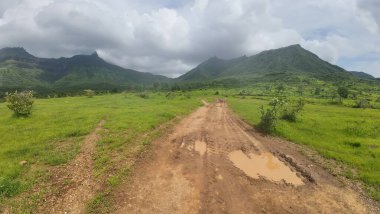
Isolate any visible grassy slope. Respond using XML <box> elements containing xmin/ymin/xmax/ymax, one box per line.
<box><xmin>0</xmin><ymin>60</ymin><xmax>46</xmax><ymax>88</ymax></box>
<box><xmin>228</xmin><ymin>97</ymin><xmax>380</xmax><ymax>200</ymax></box>
<box><xmin>0</xmin><ymin>93</ymin><xmax>201</xmax><ymax>204</ymax></box>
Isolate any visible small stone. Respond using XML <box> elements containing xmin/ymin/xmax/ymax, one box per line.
<box><xmin>19</xmin><ymin>160</ymin><xmax>27</xmax><ymax>166</ymax></box>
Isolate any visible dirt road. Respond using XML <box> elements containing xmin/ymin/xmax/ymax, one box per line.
<box><xmin>112</xmin><ymin>100</ymin><xmax>378</xmax><ymax>213</ymax></box>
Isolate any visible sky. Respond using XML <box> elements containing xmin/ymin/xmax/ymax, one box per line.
<box><xmin>0</xmin><ymin>0</ymin><xmax>379</xmax><ymax>78</ymax></box>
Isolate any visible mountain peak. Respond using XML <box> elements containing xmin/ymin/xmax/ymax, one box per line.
<box><xmin>274</xmin><ymin>44</ymin><xmax>304</xmax><ymax>52</ymax></box>
<box><xmin>0</xmin><ymin>47</ymin><xmax>30</xmax><ymax>55</ymax></box>
<box><xmin>288</xmin><ymin>44</ymin><xmax>302</xmax><ymax>48</ymax></box>
<box><xmin>91</xmin><ymin>51</ymin><xmax>99</xmax><ymax>57</ymax></box>
<box><xmin>0</xmin><ymin>47</ymin><xmax>35</xmax><ymax>61</ymax></box>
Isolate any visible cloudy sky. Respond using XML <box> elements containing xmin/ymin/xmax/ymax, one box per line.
<box><xmin>0</xmin><ymin>0</ymin><xmax>379</xmax><ymax>77</ymax></box>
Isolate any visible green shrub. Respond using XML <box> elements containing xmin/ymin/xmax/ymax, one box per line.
<box><xmin>165</xmin><ymin>92</ymin><xmax>176</xmax><ymax>99</ymax></box>
<box><xmin>137</xmin><ymin>92</ymin><xmax>149</xmax><ymax>99</ymax></box>
<box><xmin>258</xmin><ymin>98</ymin><xmax>285</xmax><ymax>133</ymax></box>
<box><xmin>353</xmin><ymin>99</ymin><xmax>370</xmax><ymax>109</ymax></box>
<box><xmin>344</xmin><ymin>141</ymin><xmax>361</xmax><ymax>148</ymax></box>
<box><xmin>258</xmin><ymin>106</ymin><xmax>277</xmax><ymax>133</ymax></box>
<box><xmin>238</xmin><ymin>90</ymin><xmax>250</xmax><ymax>96</ymax></box>
<box><xmin>281</xmin><ymin>99</ymin><xmax>305</xmax><ymax>122</ymax></box>
<box><xmin>84</xmin><ymin>89</ymin><xmax>95</xmax><ymax>98</ymax></box>
<box><xmin>5</xmin><ymin>91</ymin><xmax>34</xmax><ymax>116</ymax></box>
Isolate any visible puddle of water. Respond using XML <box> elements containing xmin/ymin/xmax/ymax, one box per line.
<box><xmin>228</xmin><ymin>150</ymin><xmax>304</xmax><ymax>186</ymax></box>
<box><xmin>194</xmin><ymin>140</ymin><xmax>207</xmax><ymax>156</ymax></box>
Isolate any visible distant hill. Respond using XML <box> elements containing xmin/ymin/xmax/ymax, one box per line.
<box><xmin>178</xmin><ymin>56</ymin><xmax>247</xmax><ymax>81</ymax></box>
<box><xmin>177</xmin><ymin>44</ymin><xmax>360</xmax><ymax>83</ymax></box>
<box><xmin>349</xmin><ymin>71</ymin><xmax>376</xmax><ymax>80</ymax></box>
<box><xmin>0</xmin><ymin>47</ymin><xmax>168</xmax><ymax>93</ymax></box>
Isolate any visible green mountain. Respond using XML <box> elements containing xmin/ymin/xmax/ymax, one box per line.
<box><xmin>177</xmin><ymin>44</ymin><xmax>359</xmax><ymax>83</ymax></box>
<box><xmin>178</xmin><ymin>56</ymin><xmax>247</xmax><ymax>81</ymax></box>
<box><xmin>0</xmin><ymin>47</ymin><xmax>168</xmax><ymax>93</ymax></box>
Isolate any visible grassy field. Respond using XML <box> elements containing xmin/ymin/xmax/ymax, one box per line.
<box><xmin>228</xmin><ymin>96</ymin><xmax>380</xmax><ymax>200</ymax></box>
<box><xmin>1</xmin><ymin>88</ymin><xmax>380</xmax><ymax>210</ymax></box>
<box><xmin>0</xmin><ymin>92</ymin><xmax>201</xmax><ymax>208</ymax></box>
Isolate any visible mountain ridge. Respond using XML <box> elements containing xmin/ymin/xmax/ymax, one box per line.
<box><xmin>177</xmin><ymin>44</ymin><xmax>372</xmax><ymax>83</ymax></box>
<box><xmin>1</xmin><ymin>45</ymin><xmax>378</xmax><ymax>95</ymax></box>
<box><xmin>0</xmin><ymin>47</ymin><xmax>169</xmax><ymax>93</ymax></box>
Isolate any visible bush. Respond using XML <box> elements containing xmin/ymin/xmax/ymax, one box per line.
<box><xmin>238</xmin><ymin>90</ymin><xmax>250</xmax><ymax>96</ymax></box>
<box><xmin>258</xmin><ymin>106</ymin><xmax>278</xmax><ymax>133</ymax></box>
<box><xmin>258</xmin><ymin>98</ymin><xmax>285</xmax><ymax>133</ymax></box>
<box><xmin>344</xmin><ymin>141</ymin><xmax>361</xmax><ymax>148</ymax></box>
<box><xmin>353</xmin><ymin>99</ymin><xmax>370</xmax><ymax>109</ymax></box>
<box><xmin>137</xmin><ymin>92</ymin><xmax>149</xmax><ymax>99</ymax></box>
<box><xmin>5</xmin><ymin>91</ymin><xmax>34</xmax><ymax>116</ymax></box>
<box><xmin>281</xmin><ymin>99</ymin><xmax>305</xmax><ymax>122</ymax></box>
<box><xmin>84</xmin><ymin>89</ymin><xmax>95</xmax><ymax>98</ymax></box>
<box><xmin>165</xmin><ymin>92</ymin><xmax>176</xmax><ymax>99</ymax></box>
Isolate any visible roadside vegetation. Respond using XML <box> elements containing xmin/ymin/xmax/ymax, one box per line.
<box><xmin>228</xmin><ymin>89</ymin><xmax>380</xmax><ymax>201</ymax></box>
<box><xmin>0</xmin><ymin>92</ymin><xmax>201</xmax><ymax>211</ymax></box>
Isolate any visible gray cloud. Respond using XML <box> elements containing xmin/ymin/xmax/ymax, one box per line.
<box><xmin>358</xmin><ymin>0</ymin><xmax>380</xmax><ymax>32</ymax></box>
<box><xmin>0</xmin><ymin>0</ymin><xmax>21</xmax><ymax>17</ymax></box>
<box><xmin>0</xmin><ymin>0</ymin><xmax>379</xmax><ymax>77</ymax></box>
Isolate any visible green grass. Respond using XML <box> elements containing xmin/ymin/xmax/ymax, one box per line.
<box><xmin>228</xmin><ymin>96</ymin><xmax>380</xmax><ymax>200</ymax></box>
<box><xmin>2</xmin><ymin>88</ymin><xmax>380</xmax><ymax>210</ymax></box>
<box><xmin>0</xmin><ymin>92</ymin><xmax>201</xmax><ymax>207</ymax></box>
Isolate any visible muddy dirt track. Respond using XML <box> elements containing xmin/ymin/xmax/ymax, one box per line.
<box><xmin>110</xmin><ymin>100</ymin><xmax>379</xmax><ymax>213</ymax></box>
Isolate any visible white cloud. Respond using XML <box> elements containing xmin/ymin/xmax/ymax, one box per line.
<box><xmin>301</xmin><ymin>35</ymin><xmax>353</xmax><ymax>63</ymax></box>
<box><xmin>0</xmin><ymin>0</ymin><xmax>379</xmax><ymax>77</ymax></box>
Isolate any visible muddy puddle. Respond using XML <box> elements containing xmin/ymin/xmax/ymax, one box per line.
<box><xmin>228</xmin><ymin>150</ymin><xmax>304</xmax><ymax>186</ymax></box>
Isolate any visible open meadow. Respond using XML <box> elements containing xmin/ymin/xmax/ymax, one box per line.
<box><xmin>0</xmin><ymin>92</ymin><xmax>201</xmax><ymax>211</ymax></box>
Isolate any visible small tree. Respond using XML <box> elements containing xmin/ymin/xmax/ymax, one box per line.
<box><xmin>6</xmin><ymin>91</ymin><xmax>34</xmax><ymax>116</ymax></box>
<box><xmin>84</xmin><ymin>89</ymin><xmax>95</xmax><ymax>98</ymax></box>
<box><xmin>337</xmin><ymin>87</ymin><xmax>349</xmax><ymax>103</ymax></box>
